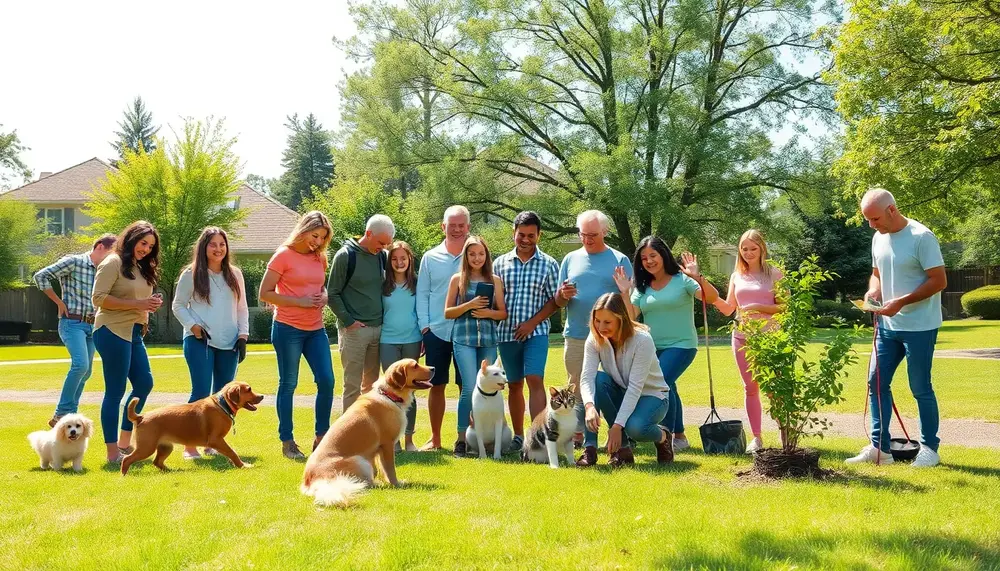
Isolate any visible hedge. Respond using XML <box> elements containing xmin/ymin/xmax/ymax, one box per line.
<box><xmin>961</xmin><ymin>285</ymin><xmax>1000</xmax><ymax>320</ymax></box>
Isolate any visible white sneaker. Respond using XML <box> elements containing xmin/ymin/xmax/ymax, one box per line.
<box><xmin>911</xmin><ymin>446</ymin><xmax>940</xmax><ymax>468</ymax></box>
<box><xmin>845</xmin><ymin>444</ymin><xmax>893</xmax><ymax>465</ymax></box>
<box><xmin>745</xmin><ymin>437</ymin><xmax>763</xmax><ymax>454</ymax></box>
<box><xmin>182</xmin><ymin>449</ymin><xmax>201</xmax><ymax>460</ymax></box>
<box><xmin>673</xmin><ymin>435</ymin><xmax>690</xmax><ymax>451</ymax></box>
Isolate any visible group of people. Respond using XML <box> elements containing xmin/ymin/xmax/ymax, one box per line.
<box><xmin>33</xmin><ymin>187</ymin><xmax>946</xmax><ymax>468</ymax></box>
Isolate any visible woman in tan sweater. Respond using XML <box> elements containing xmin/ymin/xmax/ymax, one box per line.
<box><xmin>92</xmin><ymin>221</ymin><xmax>163</xmax><ymax>463</ymax></box>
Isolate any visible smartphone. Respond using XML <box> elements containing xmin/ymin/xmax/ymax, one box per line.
<box><xmin>474</xmin><ymin>282</ymin><xmax>495</xmax><ymax>308</ymax></box>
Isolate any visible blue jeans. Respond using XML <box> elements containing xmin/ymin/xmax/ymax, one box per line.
<box><xmin>453</xmin><ymin>342</ymin><xmax>498</xmax><ymax>433</ymax></box>
<box><xmin>589</xmin><ymin>371</ymin><xmax>669</xmax><ymax>448</ymax></box>
<box><xmin>656</xmin><ymin>348</ymin><xmax>697</xmax><ymax>434</ymax></box>
<box><xmin>94</xmin><ymin>324</ymin><xmax>154</xmax><ymax>444</ymax></box>
<box><xmin>380</xmin><ymin>342</ymin><xmax>422</xmax><ymax>436</ymax></box>
<box><xmin>183</xmin><ymin>336</ymin><xmax>240</xmax><ymax>403</ymax></box>
<box><xmin>869</xmin><ymin>327</ymin><xmax>940</xmax><ymax>452</ymax></box>
<box><xmin>55</xmin><ymin>318</ymin><xmax>96</xmax><ymax>416</ymax></box>
<box><xmin>498</xmin><ymin>335</ymin><xmax>549</xmax><ymax>382</ymax></box>
<box><xmin>272</xmin><ymin>321</ymin><xmax>335</xmax><ymax>442</ymax></box>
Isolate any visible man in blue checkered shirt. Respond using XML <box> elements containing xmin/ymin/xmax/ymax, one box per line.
<box><xmin>33</xmin><ymin>234</ymin><xmax>117</xmax><ymax>427</ymax></box>
<box><xmin>492</xmin><ymin>211</ymin><xmax>561</xmax><ymax>452</ymax></box>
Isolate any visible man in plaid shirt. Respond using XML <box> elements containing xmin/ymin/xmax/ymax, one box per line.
<box><xmin>33</xmin><ymin>234</ymin><xmax>117</xmax><ymax>427</ymax></box>
<box><xmin>493</xmin><ymin>212</ymin><xmax>561</xmax><ymax>452</ymax></box>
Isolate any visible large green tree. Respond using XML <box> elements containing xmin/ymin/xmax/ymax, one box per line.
<box><xmin>832</xmin><ymin>0</ymin><xmax>1000</xmax><ymax>229</ymax></box>
<box><xmin>342</xmin><ymin>0</ymin><xmax>836</xmax><ymax>255</ymax></box>
<box><xmin>86</xmin><ymin>118</ymin><xmax>246</xmax><ymax>329</ymax></box>
<box><xmin>272</xmin><ymin>113</ymin><xmax>335</xmax><ymax>211</ymax></box>
<box><xmin>0</xmin><ymin>199</ymin><xmax>40</xmax><ymax>289</ymax></box>
<box><xmin>110</xmin><ymin>96</ymin><xmax>160</xmax><ymax>164</ymax></box>
<box><xmin>1</xmin><ymin>126</ymin><xmax>32</xmax><ymax>190</ymax></box>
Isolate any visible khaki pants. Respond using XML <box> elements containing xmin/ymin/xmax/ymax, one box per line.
<box><xmin>563</xmin><ymin>337</ymin><xmax>588</xmax><ymax>434</ymax></box>
<box><xmin>338</xmin><ymin>324</ymin><xmax>382</xmax><ymax>412</ymax></box>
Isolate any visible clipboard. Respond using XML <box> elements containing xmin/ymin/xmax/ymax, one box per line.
<box><xmin>851</xmin><ymin>299</ymin><xmax>883</xmax><ymax>312</ymax></box>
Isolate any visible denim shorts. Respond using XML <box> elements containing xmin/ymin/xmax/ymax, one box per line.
<box><xmin>498</xmin><ymin>334</ymin><xmax>549</xmax><ymax>382</ymax></box>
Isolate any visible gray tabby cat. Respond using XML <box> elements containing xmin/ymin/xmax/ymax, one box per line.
<box><xmin>522</xmin><ymin>384</ymin><xmax>578</xmax><ymax>468</ymax></box>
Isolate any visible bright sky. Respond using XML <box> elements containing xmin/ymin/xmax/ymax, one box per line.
<box><xmin>1</xmin><ymin>1</ymin><xmax>356</xmax><ymax>181</ymax></box>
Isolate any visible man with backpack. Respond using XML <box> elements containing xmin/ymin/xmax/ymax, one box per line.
<box><xmin>328</xmin><ymin>214</ymin><xmax>395</xmax><ymax>412</ymax></box>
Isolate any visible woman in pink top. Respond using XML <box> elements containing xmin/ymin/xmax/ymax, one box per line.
<box><xmin>259</xmin><ymin>211</ymin><xmax>335</xmax><ymax>460</ymax></box>
<box><xmin>713</xmin><ymin>229</ymin><xmax>783</xmax><ymax>453</ymax></box>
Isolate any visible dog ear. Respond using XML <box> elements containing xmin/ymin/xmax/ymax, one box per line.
<box><xmin>387</xmin><ymin>364</ymin><xmax>406</xmax><ymax>390</ymax></box>
<box><xmin>480</xmin><ymin>359</ymin><xmax>488</xmax><ymax>375</ymax></box>
<box><xmin>493</xmin><ymin>355</ymin><xmax>502</xmax><ymax>368</ymax></box>
<box><xmin>224</xmin><ymin>383</ymin><xmax>242</xmax><ymax>409</ymax></box>
<box><xmin>83</xmin><ymin>417</ymin><xmax>94</xmax><ymax>438</ymax></box>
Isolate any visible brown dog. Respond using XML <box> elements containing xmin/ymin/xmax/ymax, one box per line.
<box><xmin>121</xmin><ymin>381</ymin><xmax>264</xmax><ymax>475</ymax></box>
<box><xmin>302</xmin><ymin>359</ymin><xmax>434</xmax><ymax>507</ymax></box>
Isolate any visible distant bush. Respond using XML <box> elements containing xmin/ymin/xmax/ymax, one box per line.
<box><xmin>961</xmin><ymin>285</ymin><xmax>1000</xmax><ymax>320</ymax></box>
<box><xmin>814</xmin><ymin>299</ymin><xmax>869</xmax><ymax>328</ymax></box>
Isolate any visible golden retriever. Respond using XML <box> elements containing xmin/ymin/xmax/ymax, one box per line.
<box><xmin>120</xmin><ymin>381</ymin><xmax>264</xmax><ymax>475</ymax></box>
<box><xmin>302</xmin><ymin>359</ymin><xmax>434</xmax><ymax>507</ymax></box>
<box><xmin>28</xmin><ymin>413</ymin><xmax>93</xmax><ymax>472</ymax></box>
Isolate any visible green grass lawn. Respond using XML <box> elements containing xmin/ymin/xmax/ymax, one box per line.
<box><xmin>2</xmin><ymin>401</ymin><xmax>999</xmax><ymax>570</ymax></box>
<box><xmin>3</xmin><ymin>321</ymin><xmax>999</xmax><ymax>421</ymax></box>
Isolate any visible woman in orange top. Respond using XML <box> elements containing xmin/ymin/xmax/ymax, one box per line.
<box><xmin>259</xmin><ymin>211</ymin><xmax>335</xmax><ymax>460</ymax></box>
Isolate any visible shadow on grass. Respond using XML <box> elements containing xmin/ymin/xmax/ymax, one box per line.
<box><xmin>28</xmin><ymin>466</ymin><xmax>90</xmax><ymax>475</ymax></box>
<box><xmin>395</xmin><ymin>450</ymin><xmax>451</xmax><ymax>466</ymax></box>
<box><xmin>944</xmin><ymin>462</ymin><xmax>1000</xmax><ymax>479</ymax></box>
<box><xmin>657</xmin><ymin>530</ymin><xmax>1000</xmax><ymax>570</ymax></box>
<box><xmin>194</xmin><ymin>455</ymin><xmax>262</xmax><ymax>472</ymax></box>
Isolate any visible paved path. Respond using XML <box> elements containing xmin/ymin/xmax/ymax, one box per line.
<box><xmin>935</xmin><ymin>348</ymin><xmax>1000</xmax><ymax>360</ymax></box>
<box><xmin>2</xmin><ymin>389</ymin><xmax>997</xmax><ymax>449</ymax></box>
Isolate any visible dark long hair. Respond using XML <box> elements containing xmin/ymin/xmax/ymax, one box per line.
<box><xmin>187</xmin><ymin>227</ymin><xmax>241</xmax><ymax>304</ymax></box>
<box><xmin>382</xmin><ymin>241</ymin><xmax>417</xmax><ymax>297</ymax></box>
<box><xmin>633</xmin><ymin>235</ymin><xmax>681</xmax><ymax>294</ymax></box>
<box><xmin>115</xmin><ymin>221</ymin><xmax>160</xmax><ymax>286</ymax></box>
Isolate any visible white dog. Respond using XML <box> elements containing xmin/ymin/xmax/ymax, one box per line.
<box><xmin>465</xmin><ymin>358</ymin><xmax>513</xmax><ymax>460</ymax></box>
<box><xmin>28</xmin><ymin>413</ymin><xmax>93</xmax><ymax>472</ymax></box>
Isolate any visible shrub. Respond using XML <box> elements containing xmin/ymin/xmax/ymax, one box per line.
<box><xmin>251</xmin><ymin>306</ymin><xmax>273</xmax><ymax>343</ymax></box>
<box><xmin>814</xmin><ymin>299</ymin><xmax>869</xmax><ymax>328</ymax></box>
<box><xmin>323</xmin><ymin>306</ymin><xmax>339</xmax><ymax>343</ymax></box>
<box><xmin>736</xmin><ymin>256</ymin><xmax>861</xmax><ymax>452</ymax></box>
<box><xmin>961</xmin><ymin>285</ymin><xmax>1000</xmax><ymax>320</ymax></box>
<box><xmin>240</xmin><ymin>260</ymin><xmax>267</xmax><ymax>307</ymax></box>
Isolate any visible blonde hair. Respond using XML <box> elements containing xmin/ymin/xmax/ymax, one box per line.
<box><xmin>589</xmin><ymin>293</ymin><xmax>647</xmax><ymax>349</ymax></box>
<box><xmin>736</xmin><ymin>229</ymin><xmax>772</xmax><ymax>278</ymax></box>
<box><xmin>458</xmin><ymin>236</ymin><xmax>494</xmax><ymax>299</ymax></box>
<box><xmin>284</xmin><ymin>210</ymin><xmax>334</xmax><ymax>270</ymax></box>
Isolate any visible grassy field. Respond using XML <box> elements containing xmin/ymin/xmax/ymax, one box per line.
<box><xmin>2</xmin><ymin>401</ymin><xmax>999</xmax><ymax>570</ymax></box>
<box><xmin>3</xmin><ymin>321</ymin><xmax>999</xmax><ymax>421</ymax></box>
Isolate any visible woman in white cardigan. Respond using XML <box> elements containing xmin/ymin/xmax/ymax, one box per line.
<box><xmin>577</xmin><ymin>292</ymin><xmax>674</xmax><ymax>467</ymax></box>
<box><xmin>171</xmin><ymin>227</ymin><xmax>249</xmax><ymax>459</ymax></box>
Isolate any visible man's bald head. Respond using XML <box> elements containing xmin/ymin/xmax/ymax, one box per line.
<box><xmin>861</xmin><ymin>188</ymin><xmax>896</xmax><ymax>211</ymax></box>
<box><xmin>861</xmin><ymin>187</ymin><xmax>904</xmax><ymax>234</ymax></box>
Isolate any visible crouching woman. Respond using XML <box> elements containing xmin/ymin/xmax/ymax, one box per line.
<box><xmin>577</xmin><ymin>292</ymin><xmax>674</xmax><ymax>467</ymax></box>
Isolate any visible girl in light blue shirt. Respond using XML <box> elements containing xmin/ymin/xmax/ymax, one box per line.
<box><xmin>380</xmin><ymin>241</ymin><xmax>423</xmax><ymax>451</ymax></box>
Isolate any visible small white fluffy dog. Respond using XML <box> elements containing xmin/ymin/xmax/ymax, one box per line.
<box><xmin>28</xmin><ymin>413</ymin><xmax>93</xmax><ymax>472</ymax></box>
<box><xmin>465</xmin><ymin>358</ymin><xmax>513</xmax><ymax>459</ymax></box>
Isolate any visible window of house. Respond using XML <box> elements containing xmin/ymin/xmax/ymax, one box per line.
<box><xmin>45</xmin><ymin>208</ymin><xmax>64</xmax><ymax>235</ymax></box>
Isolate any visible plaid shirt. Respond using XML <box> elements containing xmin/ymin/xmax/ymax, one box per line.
<box><xmin>493</xmin><ymin>247</ymin><xmax>560</xmax><ymax>343</ymax></box>
<box><xmin>33</xmin><ymin>253</ymin><xmax>97</xmax><ymax>317</ymax></box>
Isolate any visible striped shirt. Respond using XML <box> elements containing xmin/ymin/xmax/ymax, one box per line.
<box><xmin>493</xmin><ymin>248</ymin><xmax>559</xmax><ymax>343</ymax></box>
<box><xmin>32</xmin><ymin>253</ymin><xmax>97</xmax><ymax>317</ymax></box>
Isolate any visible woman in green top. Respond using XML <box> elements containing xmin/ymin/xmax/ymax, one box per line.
<box><xmin>614</xmin><ymin>235</ymin><xmax>719</xmax><ymax>451</ymax></box>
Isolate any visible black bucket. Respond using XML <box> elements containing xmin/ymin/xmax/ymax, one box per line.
<box><xmin>700</xmin><ymin>411</ymin><xmax>747</xmax><ymax>455</ymax></box>
<box><xmin>889</xmin><ymin>437</ymin><xmax>920</xmax><ymax>461</ymax></box>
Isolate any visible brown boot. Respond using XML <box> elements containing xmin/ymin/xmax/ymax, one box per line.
<box><xmin>609</xmin><ymin>446</ymin><xmax>635</xmax><ymax>467</ymax></box>
<box><xmin>655</xmin><ymin>430</ymin><xmax>674</xmax><ymax>464</ymax></box>
<box><xmin>575</xmin><ymin>445</ymin><xmax>598</xmax><ymax>467</ymax></box>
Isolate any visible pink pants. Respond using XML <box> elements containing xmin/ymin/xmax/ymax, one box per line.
<box><xmin>732</xmin><ymin>334</ymin><xmax>762</xmax><ymax>437</ymax></box>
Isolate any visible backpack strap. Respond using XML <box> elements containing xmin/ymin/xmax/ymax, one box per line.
<box><xmin>344</xmin><ymin>247</ymin><xmax>357</xmax><ymax>284</ymax></box>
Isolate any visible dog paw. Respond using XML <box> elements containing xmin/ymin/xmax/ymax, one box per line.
<box><xmin>240</xmin><ymin>462</ymin><xmax>255</xmax><ymax>469</ymax></box>
<box><xmin>549</xmin><ymin>464</ymin><xmax>560</xmax><ymax>470</ymax></box>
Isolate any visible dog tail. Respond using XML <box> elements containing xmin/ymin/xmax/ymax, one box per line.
<box><xmin>301</xmin><ymin>456</ymin><xmax>372</xmax><ymax>508</ymax></box>
<box><xmin>126</xmin><ymin>398</ymin><xmax>143</xmax><ymax>425</ymax></box>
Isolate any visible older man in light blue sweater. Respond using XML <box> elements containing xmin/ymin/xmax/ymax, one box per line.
<box><xmin>416</xmin><ymin>205</ymin><xmax>470</xmax><ymax>451</ymax></box>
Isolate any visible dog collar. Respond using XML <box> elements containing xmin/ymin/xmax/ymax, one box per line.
<box><xmin>379</xmin><ymin>387</ymin><xmax>405</xmax><ymax>405</ymax></box>
<box><xmin>476</xmin><ymin>386</ymin><xmax>499</xmax><ymax>397</ymax></box>
<box><xmin>215</xmin><ymin>395</ymin><xmax>237</xmax><ymax>422</ymax></box>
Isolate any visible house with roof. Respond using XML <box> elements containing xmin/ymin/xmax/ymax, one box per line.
<box><xmin>0</xmin><ymin>157</ymin><xmax>300</xmax><ymax>265</ymax></box>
